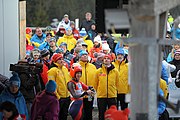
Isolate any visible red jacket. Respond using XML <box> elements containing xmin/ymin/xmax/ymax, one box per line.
<box><xmin>89</xmin><ymin>46</ymin><xmax>102</xmax><ymax>58</ymax></box>
<box><xmin>40</xmin><ymin>60</ymin><xmax>50</xmax><ymax>85</ymax></box>
<box><xmin>72</xmin><ymin>28</ymin><xmax>80</xmax><ymax>40</ymax></box>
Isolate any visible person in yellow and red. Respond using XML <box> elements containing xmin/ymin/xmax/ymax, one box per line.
<box><xmin>56</xmin><ymin>27</ymin><xmax>77</xmax><ymax>52</ymax></box>
<box><xmin>48</xmin><ymin>53</ymin><xmax>71</xmax><ymax>120</ymax></box>
<box><xmin>67</xmin><ymin>63</ymin><xmax>95</xmax><ymax>120</ymax></box>
<box><xmin>112</xmin><ymin>48</ymin><xmax>130</xmax><ymax>110</ymax></box>
<box><xmin>94</xmin><ymin>54</ymin><xmax>120</xmax><ymax>120</ymax></box>
<box><xmin>26</xmin><ymin>28</ymin><xmax>34</xmax><ymax>52</ymax></box>
<box><xmin>78</xmin><ymin>50</ymin><xmax>97</xmax><ymax>120</ymax></box>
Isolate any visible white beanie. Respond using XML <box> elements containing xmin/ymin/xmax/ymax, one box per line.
<box><xmin>94</xmin><ymin>35</ymin><xmax>102</xmax><ymax>44</ymax></box>
<box><xmin>102</xmin><ymin>43</ymin><xmax>110</xmax><ymax>51</ymax></box>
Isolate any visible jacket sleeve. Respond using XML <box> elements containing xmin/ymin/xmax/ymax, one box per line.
<box><xmin>24</xmin><ymin>99</ymin><xmax>29</xmax><ymax>120</ymax></box>
<box><xmin>158</xmin><ymin>89</ymin><xmax>166</xmax><ymax>115</ymax></box>
<box><xmin>38</xmin><ymin>42</ymin><xmax>48</xmax><ymax>50</ymax></box>
<box><xmin>166</xmin><ymin>53</ymin><xmax>173</xmax><ymax>62</ymax></box>
<box><xmin>161</xmin><ymin>64</ymin><xmax>168</xmax><ymax>84</ymax></box>
<box><xmin>48</xmin><ymin>69</ymin><xmax>56</xmax><ymax>81</ymax></box>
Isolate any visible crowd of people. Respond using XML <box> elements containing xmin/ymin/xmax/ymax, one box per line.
<box><xmin>0</xmin><ymin>12</ymin><xmax>180</xmax><ymax>120</ymax></box>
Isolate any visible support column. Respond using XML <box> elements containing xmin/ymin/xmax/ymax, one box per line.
<box><xmin>19</xmin><ymin>0</ymin><xmax>26</xmax><ymax>59</ymax></box>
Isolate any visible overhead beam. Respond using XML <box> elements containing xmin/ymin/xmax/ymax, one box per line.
<box><xmin>155</xmin><ymin>0</ymin><xmax>180</xmax><ymax>15</ymax></box>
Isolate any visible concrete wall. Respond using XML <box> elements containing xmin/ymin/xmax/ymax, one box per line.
<box><xmin>0</xmin><ymin>0</ymin><xmax>19</xmax><ymax>77</ymax></box>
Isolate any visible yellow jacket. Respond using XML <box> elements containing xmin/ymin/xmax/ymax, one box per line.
<box><xmin>26</xmin><ymin>34</ymin><xmax>32</xmax><ymax>45</ymax></box>
<box><xmin>160</xmin><ymin>79</ymin><xmax>168</xmax><ymax>99</ymax></box>
<box><xmin>112</xmin><ymin>60</ymin><xmax>130</xmax><ymax>94</ymax></box>
<box><xmin>83</xmin><ymin>35</ymin><xmax>93</xmax><ymax>52</ymax></box>
<box><xmin>48</xmin><ymin>63</ymin><xmax>71</xmax><ymax>99</ymax></box>
<box><xmin>79</xmin><ymin>61</ymin><xmax>97</xmax><ymax>88</ymax></box>
<box><xmin>94</xmin><ymin>64</ymin><xmax>119</xmax><ymax>98</ymax></box>
<box><xmin>56</xmin><ymin>34</ymin><xmax>77</xmax><ymax>51</ymax></box>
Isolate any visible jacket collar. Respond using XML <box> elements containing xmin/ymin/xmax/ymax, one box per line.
<box><xmin>115</xmin><ymin>60</ymin><xmax>126</xmax><ymax>65</ymax></box>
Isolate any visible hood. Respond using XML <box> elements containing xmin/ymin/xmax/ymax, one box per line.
<box><xmin>63</xmin><ymin>34</ymin><xmax>74</xmax><ymax>39</ymax></box>
<box><xmin>35</xmin><ymin>90</ymin><xmax>57</xmax><ymax>104</ymax></box>
<box><xmin>2</xmin><ymin>88</ymin><xmax>23</xmax><ymax>98</ymax></box>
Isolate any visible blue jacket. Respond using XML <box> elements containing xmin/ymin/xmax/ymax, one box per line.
<box><xmin>171</xmin><ymin>27</ymin><xmax>180</xmax><ymax>40</ymax></box>
<box><xmin>0</xmin><ymin>88</ymin><xmax>28</xmax><ymax>119</ymax></box>
<box><xmin>31</xmin><ymin>33</ymin><xmax>46</xmax><ymax>47</ymax></box>
<box><xmin>161</xmin><ymin>64</ymin><xmax>168</xmax><ymax>84</ymax></box>
<box><xmin>38</xmin><ymin>42</ymin><xmax>50</xmax><ymax>50</ymax></box>
<box><xmin>158</xmin><ymin>89</ymin><xmax>166</xmax><ymax>116</ymax></box>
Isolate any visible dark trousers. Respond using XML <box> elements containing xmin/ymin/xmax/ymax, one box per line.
<box><xmin>117</xmin><ymin>94</ymin><xmax>128</xmax><ymax>110</ymax></box>
<box><xmin>159</xmin><ymin>109</ymin><xmax>169</xmax><ymax>120</ymax></box>
<box><xmin>59</xmin><ymin>97</ymin><xmax>70</xmax><ymax>120</ymax></box>
<box><xmin>97</xmin><ymin>98</ymin><xmax>117</xmax><ymax>120</ymax></box>
<box><xmin>83</xmin><ymin>98</ymin><xmax>94</xmax><ymax>120</ymax></box>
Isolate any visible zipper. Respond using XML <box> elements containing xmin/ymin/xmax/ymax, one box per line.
<box><xmin>106</xmin><ymin>67</ymin><xmax>108</xmax><ymax>98</ymax></box>
<box><xmin>61</xmin><ymin>68</ymin><xmax>67</xmax><ymax>97</ymax></box>
<box><xmin>85</xmin><ymin>64</ymin><xmax>87</xmax><ymax>85</ymax></box>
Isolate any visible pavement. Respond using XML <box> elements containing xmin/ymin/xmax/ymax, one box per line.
<box><xmin>67</xmin><ymin>107</ymin><xmax>99</xmax><ymax>120</ymax></box>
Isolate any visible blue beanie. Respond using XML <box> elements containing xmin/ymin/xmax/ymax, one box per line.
<box><xmin>116</xmin><ymin>48</ymin><xmax>125</xmax><ymax>56</ymax></box>
<box><xmin>9</xmin><ymin>72</ymin><xmax>21</xmax><ymax>88</ymax></box>
<box><xmin>45</xmin><ymin>80</ymin><xmax>57</xmax><ymax>93</ymax></box>
<box><xmin>79</xmin><ymin>50</ymin><xmax>88</xmax><ymax>57</ymax></box>
<box><xmin>79</xmin><ymin>28</ymin><xmax>87</xmax><ymax>37</ymax></box>
<box><xmin>60</xmin><ymin>42</ymin><xmax>67</xmax><ymax>48</ymax></box>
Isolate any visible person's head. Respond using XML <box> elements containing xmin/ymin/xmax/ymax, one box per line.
<box><xmin>74</xmin><ymin>45</ymin><xmax>83</xmax><ymax>55</ymax></box>
<box><xmin>77</xmin><ymin>38</ymin><xmax>84</xmax><ymax>46</ymax></box>
<box><xmin>105</xmin><ymin>105</ymin><xmax>130</xmax><ymax>120</ymax></box>
<box><xmin>26</xmin><ymin>27</ymin><xmax>32</xmax><ymax>36</ymax></box>
<box><xmin>65</xmin><ymin>27</ymin><xmax>72</xmax><ymax>36</ymax></box>
<box><xmin>174</xmin><ymin>50</ymin><xmax>180</xmax><ymax>60</ymax></box>
<box><xmin>174</xmin><ymin>44</ymin><xmax>180</xmax><ymax>50</ymax></box>
<box><xmin>45</xmin><ymin>26</ymin><xmax>52</xmax><ymax>33</ymax></box>
<box><xmin>46</xmin><ymin>33</ymin><xmax>53</xmax><ymax>43</ymax></box>
<box><xmin>91</xmin><ymin>23</ymin><xmax>96</xmax><ymax>30</ymax></box>
<box><xmin>63</xmin><ymin>14</ymin><xmax>69</xmax><ymax>23</ymax></box>
<box><xmin>85</xmin><ymin>12</ymin><xmax>92</xmax><ymax>21</ymax></box>
<box><xmin>81</xmin><ymin>42</ymin><xmax>88</xmax><ymax>51</ymax></box>
<box><xmin>0</xmin><ymin>101</ymin><xmax>19</xmax><ymax>119</ymax></box>
<box><xmin>35</xmin><ymin>27</ymin><xmax>43</xmax><ymax>37</ymax></box>
<box><xmin>103</xmin><ymin>55</ymin><xmax>112</xmax><ymax>66</ymax></box>
<box><xmin>94</xmin><ymin>35</ymin><xmax>102</xmax><ymax>46</ymax></box>
<box><xmin>40</xmin><ymin>49</ymin><xmax>50</xmax><ymax>60</ymax></box>
<box><xmin>9</xmin><ymin>72</ymin><xmax>20</xmax><ymax>94</ymax></box>
<box><xmin>70</xmin><ymin>63</ymin><xmax>82</xmax><ymax>80</ymax></box>
<box><xmin>102</xmin><ymin>44</ymin><xmax>110</xmax><ymax>54</ymax></box>
<box><xmin>70</xmin><ymin>21</ymin><xmax>75</xmax><ymax>29</ymax></box>
<box><xmin>116</xmin><ymin>48</ymin><xmax>125</xmax><ymax>62</ymax></box>
<box><xmin>79</xmin><ymin>50</ymin><xmax>88</xmax><ymax>62</ymax></box>
<box><xmin>52</xmin><ymin>53</ymin><xmax>64</xmax><ymax>67</ymax></box>
<box><xmin>79</xmin><ymin>28</ymin><xmax>87</xmax><ymax>37</ymax></box>
<box><xmin>59</xmin><ymin>42</ymin><xmax>67</xmax><ymax>53</ymax></box>
<box><xmin>97</xmin><ymin>53</ymin><xmax>105</xmax><ymax>62</ymax></box>
<box><xmin>45</xmin><ymin>80</ymin><xmax>57</xmax><ymax>93</ymax></box>
<box><xmin>31</xmin><ymin>49</ymin><xmax>40</xmax><ymax>61</ymax></box>
<box><xmin>49</xmin><ymin>37</ymin><xmax>56</xmax><ymax>47</ymax></box>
